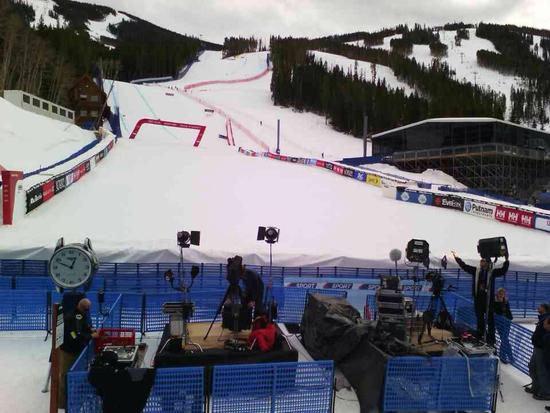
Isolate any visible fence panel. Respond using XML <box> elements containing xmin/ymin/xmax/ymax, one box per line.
<box><xmin>384</xmin><ymin>356</ymin><xmax>498</xmax><ymax>412</ymax></box>
<box><xmin>0</xmin><ymin>290</ymin><xmax>47</xmax><ymax>331</ymax></box>
<box><xmin>212</xmin><ymin>361</ymin><xmax>334</xmax><ymax>413</ymax></box>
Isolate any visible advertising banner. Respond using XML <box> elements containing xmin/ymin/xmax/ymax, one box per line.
<box><xmin>495</xmin><ymin>206</ymin><xmax>534</xmax><ymax>228</ymax></box>
<box><xmin>343</xmin><ymin>168</ymin><xmax>355</xmax><ymax>178</ymax></box>
<box><xmin>333</xmin><ymin>165</ymin><xmax>344</xmax><ymax>175</ymax></box>
<box><xmin>26</xmin><ymin>185</ymin><xmax>43</xmax><ymax>213</ymax></box>
<box><xmin>535</xmin><ymin>215</ymin><xmax>550</xmax><ymax>233</ymax></box>
<box><xmin>2</xmin><ymin>170</ymin><xmax>23</xmax><ymax>224</ymax></box>
<box><xmin>316</xmin><ymin>160</ymin><xmax>326</xmax><ymax>168</ymax></box>
<box><xmin>54</xmin><ymin>173</ymin><xmax>67</xmax><ymax>194</ymax></box>
<box><xmin>41</xmin><ymin>180</ymin><xmax>55</xmax><ymax>203</ymax></box>
<box><xmin>396</xmin><ymin>188</ymin><xmax>433</xmax><ymax>205</ymax></box>
<box><xmin>353</xmin><ymin>170</ymin><xmax>367</xmax><ymax>182</ymax></box>
<box><xmin>290</xmin><ymin>157</ymin><xmax>298</xmax><ymax>163</ymax></box>
<box><xmin>65</xmin><ymin>170</ymin><xmax>75</xmax><ymax>188</ymax></box>
<box><xmin>84</xmin><ymin>160</ymin><xmax>91</xmax><ymax>173</ymax></box>
<box><xmin>463</xmin><ymin>200</ymin><xmax>496</xmax><ymax>220</ymax></box>
<box><xmin>366</xmin><ymin>174</ymin><xmax>382</xmax><ymax>187</ymax></box>
<box><xmin>324</xmin><ymin>162</ymin><xmax>334</xmax><ymax>171</ymax></box>
<box><xmin>433</xmin><ymin>194</ymin><xmax>464</xmax><ymax>211</ymax></box>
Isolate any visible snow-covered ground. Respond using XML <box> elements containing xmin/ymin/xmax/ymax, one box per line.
<box><xmin>24</xmin><ymin>0</ymin><xmax>67</xmax><ymax>29</ymax></box>
<box><xmin>0</xmin><ymin>98</ymin><xmax>97</xmax><ymax>174</ymax></box>
<box><xmin>86</xmin><ymin>11</ymin><xmax>133</xmax><ymax>43</ymax></box>
<box><xmin>1</xmin><ymin>51</ymin><xmax>550</xmax><ymax>271</ymax></box>
<box><xmin>360</xmin><ymin>163</ymin><xmax>467</xmax><ymax>188</ymax></box>
<box><xmin>310</xmin><ymin>50</ymin><xmax>417</xmax><ymax>96</ymax></box>
<box><xmin>0</xmin><ymin>331</ymin><xmax>546</xmax><ymax>413</ymax></box>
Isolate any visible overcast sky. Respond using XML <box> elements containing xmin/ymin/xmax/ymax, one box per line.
<box><xmin>92</xmin><ymin>0</ymin><xmax>550</xmax><ymax>44</ymax></box>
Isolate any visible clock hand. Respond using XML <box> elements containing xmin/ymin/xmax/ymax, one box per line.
<box><xmin>56</xmin><ymin>259</ymin><xmax>72</xmax><ymax>269</ymax></box>
<box><xmin>69</xmin><ymin>257</ymin><xmax>77</xmax><ymax>270</ymax></box>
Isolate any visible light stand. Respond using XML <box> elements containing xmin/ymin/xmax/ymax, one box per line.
<box><xmin>161</xmin><ymin>230</ymin><xmax>201</xmax><ymax>352</ymax></box>
<box><xmin>257</xmin><ymin>226</ymin><xmax>280</xmax><ymax>321</ymax></box>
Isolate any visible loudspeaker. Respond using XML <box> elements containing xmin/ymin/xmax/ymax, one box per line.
<box><xmin>477</xmin><ymin>237</ymin><xmax>508</xmax><ymax>259</ymax></box>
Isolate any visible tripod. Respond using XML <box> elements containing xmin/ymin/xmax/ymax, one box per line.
<box><xmin>418</xmin><ymin>289</ymin><xmax>454</xmax><ymax>344</ymax></box>
<box><xmin>203</xmin><ymin>282</ymin><xmax>243</xmax><ymax>341</ymax></box>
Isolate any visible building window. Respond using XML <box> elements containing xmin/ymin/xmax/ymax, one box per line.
<box><xmin>42</xmin><ymin>102</ymin><xmax>49</xmax><ymax>110</ymax></box>
<box><xmin>90</xmin><ymin>110</ymin><xmax>98</xmax><ymax>117</ymax></box>
<box><xmin>60</xmin><ymin>109</ymin><xmax>66</xmax><ymax>117</ymax></box>
<box><xmin>68</xmin><ymin>112</ymin><xmax>73</xmax><ymax>119</ymax></box>
<box><xmin>79</xmin><ymin>109</ymin><xmax>87</xmax><ymax>117</ymax></box>
<box><xmin>90</xmin><ymin>95</ymin><xmax>99</xmax><ymax>103</ymax></box>
<box><xmin>33</xmin><ymin>98</ymin><xmax>40</xmax><ymax>107</ymax></box>
<box><xmin>52</xmin><ymin>106</ymin><xmax>58</xmax><ymax>114</ymax></box>
<box><xmin>23</xmin><ymin>94</ymin><xmax>30</xmax><ymax>104</ymax></box>
<box><xmin>79</xmin><ymin>94</ymin><xmax>88</xmax><ymax>101</ymax></box>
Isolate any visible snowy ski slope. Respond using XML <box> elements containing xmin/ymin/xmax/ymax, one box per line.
<box><xmin>1</xmin><ymin>51</ymin><xmax>549</xmax><ymax>271</ymax></box>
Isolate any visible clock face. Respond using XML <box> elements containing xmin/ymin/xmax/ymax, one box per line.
<box><xmin>49</xmin><ymin>246</ymin><xmax>93</xmax><ymax>289</ymax></box>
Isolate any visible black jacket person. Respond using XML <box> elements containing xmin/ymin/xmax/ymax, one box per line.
<box><xmin>58</xmin><ymin>298</ymin><xmax>97</xmax><ymax>409</ymax></box>
<box><xmin>452</xmin><ymin>251</ymin><xmax>509</xmax><ymax>345</ymax></box>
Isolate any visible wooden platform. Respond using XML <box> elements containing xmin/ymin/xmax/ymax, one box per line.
<box><xmin>183</xmin><ymin>322</ymin><xmax>250</xmax><ymax>350</ymax></box>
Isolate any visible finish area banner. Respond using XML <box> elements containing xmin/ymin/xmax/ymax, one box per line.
<box><xmin>495</xmin><ymin>206</ymin><xmax>534</xmax><ymax>228</ymax></box>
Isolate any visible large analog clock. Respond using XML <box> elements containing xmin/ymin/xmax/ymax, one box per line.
<box><xmin>48</xmin><ymin>238</ymin><xmax>99</xmax><ymax>290</ymax></box>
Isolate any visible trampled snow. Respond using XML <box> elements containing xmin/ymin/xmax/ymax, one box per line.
<box><xmin>0</xmin><ymin>97</ymin><xmax>97</xmax><ymax>175</ymax></box>
<box><xmin>1</xmin><ymin>51</ymin><xmax>550</xmax><ymax>272</ymax></box>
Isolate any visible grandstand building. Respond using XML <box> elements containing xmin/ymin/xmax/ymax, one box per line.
<box><xmin>372</xmin><ymin>118</ymin><xmax>550</xmax><ymax>200</ymax></box>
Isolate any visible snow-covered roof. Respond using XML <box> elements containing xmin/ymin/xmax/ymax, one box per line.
<box><xmin>372</xmin><ymin>117</ymin><xmax>550</xmax><ymax>139</ymax></box>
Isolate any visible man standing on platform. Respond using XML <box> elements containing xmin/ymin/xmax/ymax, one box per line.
<box><xmin>58</xmin><ymin>298</ymin><xmax>98</xmax><ymax>409</ymax></box>
<box><xmin>451</xmin><ymin>251</ymin><xmax>509</xmax><ymax>345</ymax></box>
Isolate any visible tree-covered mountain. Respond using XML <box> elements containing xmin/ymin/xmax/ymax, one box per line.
<box><xmin>1</xmin><ymin>0</ymin><xmax>222</xmax><ymax>106</ymax></box>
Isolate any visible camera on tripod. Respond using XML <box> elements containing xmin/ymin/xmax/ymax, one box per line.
<box><xmin>425</xmin><ymin>271</ymin><xmax>444</xmax><ymax>296</ymax></box>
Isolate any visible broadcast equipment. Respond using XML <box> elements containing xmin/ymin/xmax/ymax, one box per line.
<box><xmin>177</xmin><ymin>230</ymin><xmax>200</xmax><ymax>249</ymax></box>
<box><xmin>102</xmin><ymin>345</ymin><xmax>140</xmax><ymax>366</ymax></box>
<box><xmin>477</xmin><ymin>237</ymin><xmax>508</xmax><ymax>259</ymax></box>
<box><xmin>448</xmin><ymin>337</ymin><xmax>495</xmax><ymax>356</ymax></box>
<box><xmin>257</xmin><ymin>226</ymin><xmax>280</xmax><ymax>322</ymax></box>
<box><xmin>375</xmin><ymin>276</ymin><xmax>407</xmax><ymax>341</ymax></box>
<box><xmin>406</xmin><ymin>239</ymin><xmax>430</xmax><ymax>266</ymax></box>
<box><xmin>419</xmin><ymin>269</ymin><xmax>455</xmax><ymax>344</ymax></box>
<box><xmin>257</xmin><ymin>226</ymin><xmax>280</xmax><ymax>244</ymax></box>
<box><xmin>204</xmin><ymin>255</ymin><xmax>252</xmax><ymax>341</ymax></box>
<box><xmin>48</xmin><ymin>237</ymin><xmax>99</xmax><ymax>292</ymax></box>
<box><xmin>389</xmin><ymin>249</ymin><xmax>402</xmax><ymax>271</ymax></box>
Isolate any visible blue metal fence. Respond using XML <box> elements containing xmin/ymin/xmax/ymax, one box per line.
<box><xmin>211</xmin><ymin>361</ymin><xmax>334</xmax><ymax>413</ymax></box>
<box><xmin>383</xmin><ymin>356</ymin><xmax>498</xmax><ymax>411</ymax></box>
<box><xmin>1</xmin><ymin>259</ymin><xmax>548</xmax><ymax>315</ymax></box>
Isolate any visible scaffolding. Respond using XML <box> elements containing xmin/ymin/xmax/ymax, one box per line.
<box><xmin>392</xmin><ymin>143</ymin><xmax>550</xmax><ymax>199</ymax></box>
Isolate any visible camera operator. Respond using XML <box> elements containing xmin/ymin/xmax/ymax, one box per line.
<box><xmin>526</xmin><ymin>303</ymin><xmax>550</xmax><ymax>399</ymax></box>
<box><xmin>227</xmin><ymin>255</ymin><xmax>265</xmax><ymax>316</ymax></box>
<box><xmin>451</xmin><ymin>250</ymin><xmax>509</xmax><ymax>345</ymax></box>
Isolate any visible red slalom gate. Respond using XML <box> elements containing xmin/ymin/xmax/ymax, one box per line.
<box><xmin>129</xmin><ymin>118</ymin><xmax>206</xmax><ymax>147</ymax></box>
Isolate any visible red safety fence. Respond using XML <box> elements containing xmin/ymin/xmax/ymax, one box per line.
<box><xmin>183</xmin><ymin>68</ymin><xmax>270</xmax><ymax>91</ymax></box>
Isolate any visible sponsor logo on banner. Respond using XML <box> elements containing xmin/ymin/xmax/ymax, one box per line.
<box><xmin>85</xmin><ymin>161</ymin><xmax>91</xmax><ymax>173</ymax></box>
<box><xmin>280</xmin><ymin>155</ymin><xmax>288</xmax><ymax>162</ymax></box>
<box><xmin>316</xmin><ymin>160</ymin><xmax>326</xmax><ymax>167</ymax></box>
<box><xmin>26</xmin><ymin>185</ymin><xmax>44</xmax><ymax>213</ymax></box>
<box><xmin>41</xmin><ymin>180</ymin><xmax>55</xmax><ymax>202</ymax></box>
<box><xmin>433</xmin><ymin>195</ymin><xmax>463</xmax><ymax>211</ymax></box>
<box><xmin>54</xmin><ymin>174</ymin><xmax>67</xmax><ymax>194</ymax></box>
<box><xmin>463</xmin><ymin>200</ymin><xmax>496</xmax><ymax>220</ymax></box>
<box><xmin>535</xmin><ymin>215</ymin><xmax>550</xmax><ymax>232</ymax></box>
<box><xmin>366</xmin><ymin>174</ymin><xmax>382</xmax><ymax>187</ymax></box>
<box><xmin>325</xmin><ymin>162</ymin><xmax>334</xmax><ymax>171</ymax></box>
<box><xmin>495</xmin><ymin>206</ymin><xmax>534</xmax><ymax>228</ymax></box>
<box><xmin>323</xmin><ymin>282</ymin><xmax>353</xmax><ymax>289</ymax></box>
<box><xmin>354</xmin><ymin>171</ymin><xmax>367</xmax><ymax>181</ymax></box>
<box><xmin>333</xmin><ymin>165</ymin><xmax>344</xmax><ymax>175</ymax></box>
<box><xmin>286</xmin><ymin>282</ymin><xmax>318</xmax><ymax>289</ymax></box>
<box><xmin>290</xmin><ymin>157</ymin><xmax>298</xmax><ymax>163</ymax></box>
<box><xmin>65</xmin><ymin>170</ymin><xmax>75</xmax><ymax>188</ymax></box>
<box><xmin>107</xmin><ymin>141</ymin><xmax>114</xmax><ymax>151</ymax></box>
<box><xmin>343</xmin><ymin>168</ymin><xmax>355</xmax><ymax>178</ymax></box>
<box><xmin>78</xmin><ymin>163</ymin><xmax>86</xmax><ymax>179</ymax></box>
<box><xmin>396</xmin><ymin>188</ymin><xmax>433</xmax><ymax>205</ymax></box>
